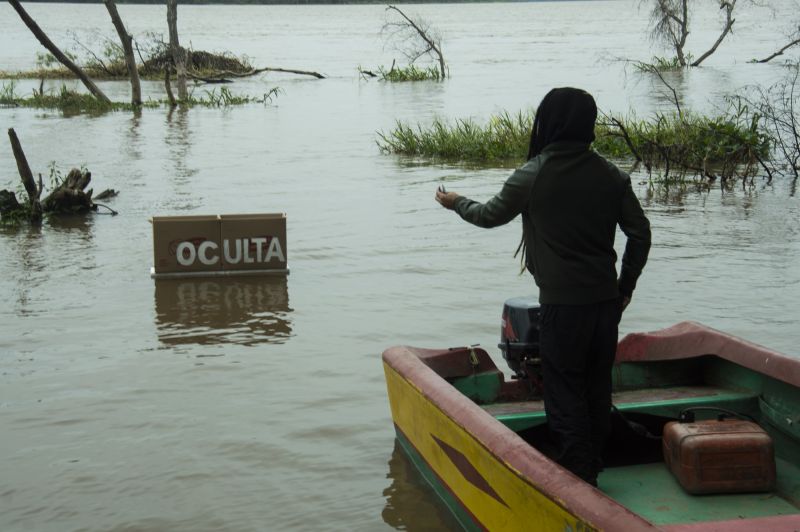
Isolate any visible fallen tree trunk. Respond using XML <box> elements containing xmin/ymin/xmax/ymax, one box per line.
<box><xmin>755</xmin><ymin>37</ymin><xmax>800</xmax><ymax>64</ymax></box>
<box><xmin>189</xmin><ymin>66</ymin><xmax>326</xmax><ymax>83</ymax></box>
<box><xmin>7</xmin><ymin>0</ymin><xmax>111</xmax><ymax>104</ymax></box>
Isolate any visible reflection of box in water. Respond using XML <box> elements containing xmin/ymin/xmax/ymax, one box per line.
<box><xmin>151</xmin><ymin>213</ymin><xmax>288</xmax><ymax>279</ymax></box>
<box><xmin>154</xmin><ymin>276</ymin><xmax>292</xmax><ymax>346</ymax></box>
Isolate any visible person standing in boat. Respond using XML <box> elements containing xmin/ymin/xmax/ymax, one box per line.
<box><xmin>435</xmin><ymin>87</ymin><xmax>651</xmax><ymax>487</ymax></box>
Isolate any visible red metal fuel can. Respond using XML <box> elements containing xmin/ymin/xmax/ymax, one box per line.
<box><xmin>662</xmin><ymin>418</ymin><xmax>776</xmax><ymax>494</ymax></box>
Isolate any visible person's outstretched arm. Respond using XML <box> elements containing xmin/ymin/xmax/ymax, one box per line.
<box><xmin>435</xmin><ymin>167</ymin><xmax>536</xmax><ymax>228</ymax></box>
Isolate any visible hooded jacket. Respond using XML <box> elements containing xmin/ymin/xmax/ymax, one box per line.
<box><xmin>453</xmin><ymin>141</ymin><xmax>651</xmax><ymax>305</ymax></box>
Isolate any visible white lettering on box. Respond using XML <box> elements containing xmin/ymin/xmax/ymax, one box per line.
<box><xmin>176</xmin><ymin>242</ymin><xmax>196</xmax><ymax>266</ymax></box>
<box><xmin>174</xmin><ymin>237</ymin><xmax>285</xmax><ymax>267</ymax></box>
<box><xmin>265</xmin><ymin>238</ymin><xmax>285</xmax><ymax>263</ymax></box>
<box><xmin>251</xmin><ymin>237</ymin><xmax>267</xmax><ymax>262</ymax></box>
<box><xmin>198</xmin><ymin>241</ymin><xmax>219</xmax><ymax>265</ymax></box>
<box><xmin>242</xmin><ymin>238</ymin><xmax>255</xmax><ymax>263</ymax></box>
<box><xmin>224</xmin><ymin>239</ymin><xmax>242</xmax><ymax>264</ymax></box>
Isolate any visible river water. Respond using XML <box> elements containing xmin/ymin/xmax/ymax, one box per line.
<box><xmin>1</xmin><ymin>1</ymin><xmax>798</xmax><ymax>530</ymax></box>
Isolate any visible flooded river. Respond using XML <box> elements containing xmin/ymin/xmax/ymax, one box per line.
<box><xmin>1</xmin><ymin>1</ymin><xmax>799</xmax><ymax>530</ymax></box>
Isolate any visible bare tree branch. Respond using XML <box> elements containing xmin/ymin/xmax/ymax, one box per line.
<box><xmin>7</xmin><ymin>0</ymin><xmax>110</xmax><ymax>103</ymax></box>
<box><xmin>692</xmin><ymin>0</ymin><xmax>737</xmax><ymax>66</ymax></box>
<box><xmin>756</xmin><ymin>36</ymin><xmax>800</xmax><ymax>63</ymax></box>
<box><xmin>383</xmin><ymin>5</ymin><xmax>446</xmax><ymax>79</ymax></box>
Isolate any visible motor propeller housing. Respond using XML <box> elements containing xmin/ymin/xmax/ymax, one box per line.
<box><xmin>499</xmin><ymin>296</ymin><xmax>542</xmax><ymax>388</ymax></box>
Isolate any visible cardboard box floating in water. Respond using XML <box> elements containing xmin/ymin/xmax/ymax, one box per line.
<box><xmin>150</xmin><ymin>213</ymin><xmax>288</xmax><ymax>279</ymax></box>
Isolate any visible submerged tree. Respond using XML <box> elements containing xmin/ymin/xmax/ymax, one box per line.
<box><xmin>644</xmin><ymin>0</ymin><xmax>738</xmax><ymax>67</ymax></box>
<box><xmin>7</xmin><ymin>0</ymin><xmax>110</xmax><ymax>103</ymax></box>
<box><xmin>734</xmin><ymin>62</ymin><xmax>800</xmax><ymax>180</ymax></box>
<box><xmin>103</xmin><ymin>0</ymin><xmax>141</xmax><ymax>106</ymax></box>
<box><xmin>166</xmin><ymin>0</ymin><xmax>188</xmax><ymax>101</ymax></box>
<box><xmin>383</xmin><ymin>5</ymin><xmax>447</xmax><ymax>80</ymax></box>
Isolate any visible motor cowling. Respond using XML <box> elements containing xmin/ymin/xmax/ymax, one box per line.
<box><xmin>499</xmin><ymin>296</ymin><xmax>542</xmax><ymax>389</ymax></box>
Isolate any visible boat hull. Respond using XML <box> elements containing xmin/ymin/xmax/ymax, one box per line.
<box><xmin>383</xmin><ymin>346</ymin><xmax>656</xmax><ymax>531</ymax></box>
<box><xmin>383</xmin><ymin>322</ymin><xmax>800</xmax><ymax>530</ymax></box>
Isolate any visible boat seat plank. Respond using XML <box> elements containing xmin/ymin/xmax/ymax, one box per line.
<box><xmin>483</xmin><ymin>385</ymin><xmax>758</xmax><ymax>418</ymax></box>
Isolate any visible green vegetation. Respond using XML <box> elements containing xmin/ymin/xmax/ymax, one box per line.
<box><xmin>0</xmin><ymin>82</ymin><xmax>280</xmax><ymax>114</ymax></box>
<box><xmin>0</xmin><ymin>81</ymin><xmax>146</xmax><ymax>113</ymax></box>
<box><xmin>377</xmin><ymin>108</ymin><xmax>771</xmax><ymax>183</ymax></box>
<box><xmin>0</xmin><ymin>45</ymin><xmax>253</xmax><ymax>81</ymax></box>
<box><xmin>378</xmin><ymin>64</ymin><xmax>442</xmax><ymax>82</ymax></box>
<box><xmin>599</xmin><ymin>109</ymin><xmax>769</xmax><ymax>181</ymax></box>
<box><xmin>377</xmin><ymin>111</ymin><xmax>531</xmax><ymax>163</ymax></box>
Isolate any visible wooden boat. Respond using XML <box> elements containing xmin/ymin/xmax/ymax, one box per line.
<box><xmin>382</xmin><ymin>321</ymin><xmax>800</xmax><ymax>531</ymax></box>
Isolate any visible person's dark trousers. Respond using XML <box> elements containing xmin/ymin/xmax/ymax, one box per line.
<box><xmin>539</xmin><ymin>297</ymin><xmax>622</xmax><ymax>486</ymax></box>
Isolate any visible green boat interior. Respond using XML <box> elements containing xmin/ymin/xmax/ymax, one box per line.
<box><xmin>447</xmin><ymin>354</ymin><xmax>800</xmax><ymax>526</ymax></box>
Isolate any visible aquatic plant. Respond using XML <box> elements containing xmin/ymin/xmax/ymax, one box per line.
<box><xmin>378</xmin><ymin>108</ymin><xmax>771</xmax><ymax>183</ymax></box>
<box><xmin>0</xmin><ymin>82</ymin><xmax>280</xmax><ymax>113</ymax></box>
<box><xmin>0</xmin><ymin>83</ymin><xmax>142</xmax><ymax>113</ymax></box>
<box><xmin>377</xmin><ymin>111</ymin><xmax>531</xmax><ymax>163</ymax></box>
<box><xmin>379</xmin><ymin>64</ymin><xmax>442</xmax><ymax>82</ymax></box>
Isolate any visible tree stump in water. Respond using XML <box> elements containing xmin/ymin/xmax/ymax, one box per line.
<box><xmin>0</xmin><ymin>190</ymin><xmax>21</xmax><ymax>215</ymax></box>
<box><xmin>42</xmin><ymin>168</ymin><xmax>95</xmax><ymax>214</ymax></box>
<box><xmin>2</xmin><ymin>129</ymin><xmax>117</xmax><ymax>223</ymax></box>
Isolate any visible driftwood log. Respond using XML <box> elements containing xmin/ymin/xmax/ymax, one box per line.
<box><xmin>190</xmin><ymin>66</ymin><xmax>326</xmax><ymax>84</ymax></box>
<box><xmin>41</xmin><ymin>168</ymin><xmax>95</xmax><ymax>213</ymax></box>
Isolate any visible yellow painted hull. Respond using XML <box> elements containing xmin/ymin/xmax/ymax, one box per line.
<box><xmin>382</xmin><ymin>346</ymin><xmax>657</xmax><ymax>532</ymax></box>
<box><xmin>384</xmin><ymin>361</ymin><xmax>587</xmax><ymax>531</ymax></box>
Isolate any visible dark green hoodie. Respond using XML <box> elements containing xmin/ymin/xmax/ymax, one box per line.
<box><xmin>453</xmin><ymin>141</ymin><xmax>651</xmax><ymax>305</ymax></box>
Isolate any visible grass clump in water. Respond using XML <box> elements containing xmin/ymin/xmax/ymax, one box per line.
<box><xmin>377</xmin><ymin>111</ymin><xmax>532</xmax><ymax>163</ymax></box>
<box><xmin>379</xmin><ymin>64</ymin><xmax>442</xmax><ymax>82</ymax></box>
<box><xmin>0</xmin><ymin>81</ymin><xmax>139</xmax><ymax>113</ymax></box>
<box><xmin>0</xmin><ymin>82</ymin><xmax>280</xmax><ymax>114</ymax></box>
<box><xmin>378</xmin><ymin>108</ymin><xmax>771</xmax><ymax>181</ymax></box>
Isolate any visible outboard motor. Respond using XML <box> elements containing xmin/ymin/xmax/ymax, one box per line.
<box><xmin>499</xmin><ymin>296</ymin><xmax>543</xmax><ymax>393</ymax></box>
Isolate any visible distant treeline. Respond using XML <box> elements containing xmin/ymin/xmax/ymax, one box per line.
<box><xmin>21</xmin><ymin>0</ymin><xmax>550</xmax><ymax>4</ymax></box>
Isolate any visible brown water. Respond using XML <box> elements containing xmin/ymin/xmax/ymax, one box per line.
<box><xmin>1</xmin><ymin>2</ymin><xmax>799</xmax><ymax>530</ymax></box>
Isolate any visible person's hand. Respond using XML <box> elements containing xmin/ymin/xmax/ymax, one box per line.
<box><xmin>435</xmin><ymin>188</ymin><xmax>460</xmax><ymax>210</ymax></box>
<box><xmin>621</xmin><ymin>296</ymin><xmax>631</xmax><ymax>313</ymax></box>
